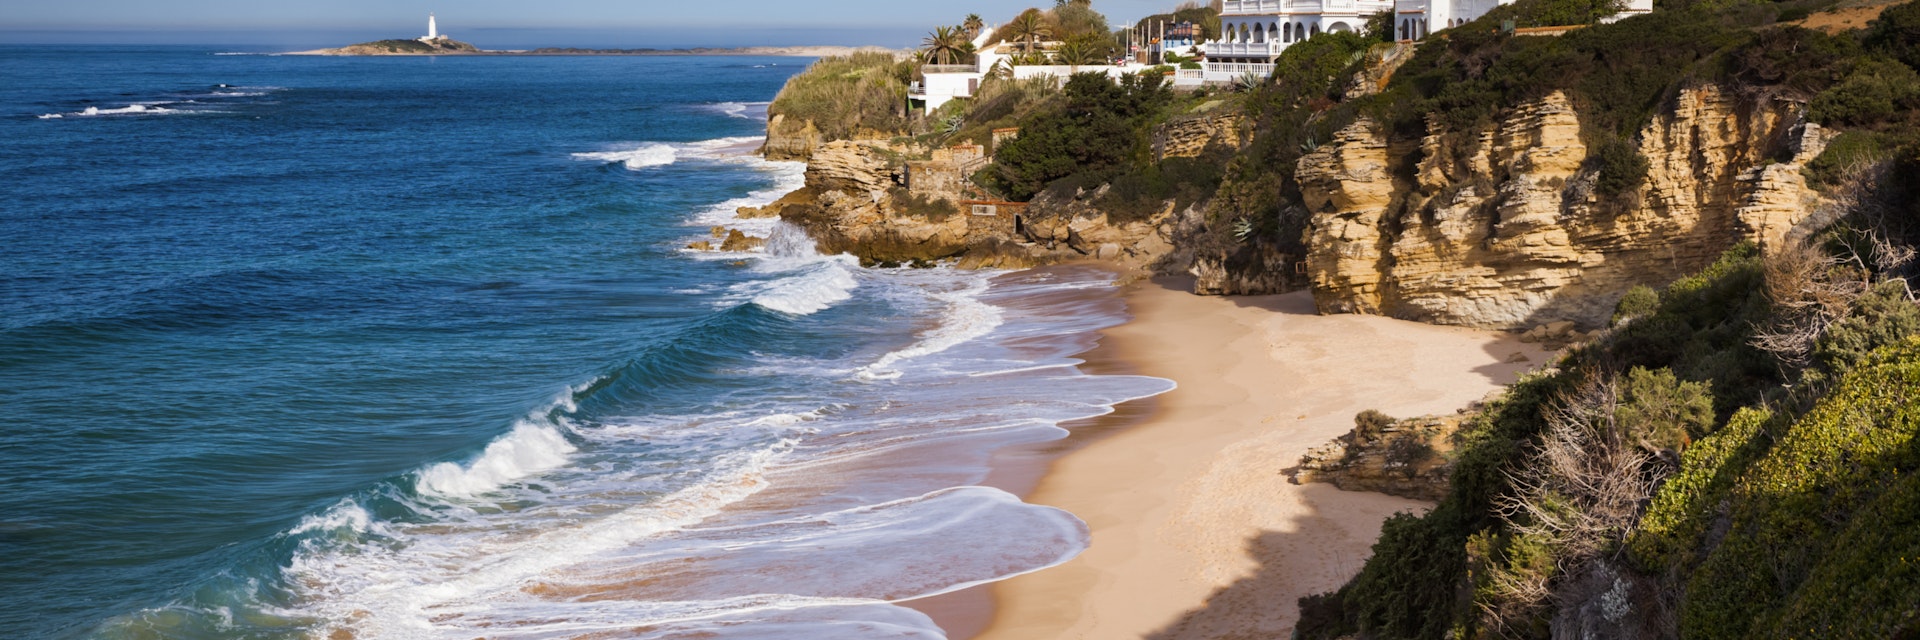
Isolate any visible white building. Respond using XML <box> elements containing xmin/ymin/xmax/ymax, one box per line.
<box><xmin>1202</xmin><ymin>0</ymin><xmax>1394</xmax><ymax>80</ymax></box>
<box><xmin>1386</xmin><ymin>0</ymin><xmax>1655</xmax><ymax>43</ymax></box>
<box><xmin>1207</xmin><ymin>0</ymin><xmax>1655</xmax><ymax>79</ymax></box>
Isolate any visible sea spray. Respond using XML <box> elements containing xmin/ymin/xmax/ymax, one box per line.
<box><xmin>743</xmin><ymin>222</ymin><xmax>860</xmax><ymax>315</ymax></box>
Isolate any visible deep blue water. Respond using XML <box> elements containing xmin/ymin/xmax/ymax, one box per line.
<box><xmin>0</xmin><ymin>46</ymin><xmax>1169</xmax><ymax>639</ymax></box>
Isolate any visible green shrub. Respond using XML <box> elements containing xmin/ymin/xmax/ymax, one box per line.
<box><xmin>992</xmin><ymin>72</ymin><xmax>1171</xmax><ymax>200</ymax></box>
<box><xmin>1680</xmin><ymin>338</ymin><xmax>1920</xmax><ymax>638</ymax></box>
<box><xmin>768</xmin><ymin>52</ymin><xmax>912</xmax><ymax>141</ymax></box>
<box><xmin>1809</xmin><ymin>57</ymin><xmax>1920</xmax><ymax>127</ymax></box>
<box><xmin>1617</xmin><ymin>366</ymin><xmax>1716</xmax><ymax>449</ymax></box>
<box><xmin>1612</xmin><ymin>284</ymin><xmax>1660</xmax><ymax>325</ymax></box>
<box><xmin>1591</xmin><ymin>135</ymin><xmax>1650</xmax><ymax>197</ymax></box>
<box><xmin>1805</xmin><ymin>130</ymin><xmax>1890</xmax><ymax>186</ymax></box>
<box><xmin>1628</xmin><ymin>407</ymin><xmax>1777</xmax><ymax>571</ymax></box>
<box><xmin>1812</xmin><ymin>280</ymin><xmax>1920</xmax><ymax>374</ymax></box>
<box><xmin>1480</xmin><ymin>0</ymin><xmax>1625</xmax><ymax>28</ymax></box>
<box><xmin>1092</xmin><ymin>153</ymin><xmax>1227</xmax><ymax>222</ymax></box>
<box><xmin>1865</xmin><ymin>0</ymin><xmax>1920</xmax><ymax>70</ymax></box>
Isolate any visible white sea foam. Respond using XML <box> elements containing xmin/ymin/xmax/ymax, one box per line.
<box><xmin>858</xmin><ymin>277</ymin><xmax>1006</xmax><ymax>381</ymax></box>
<box><xmin>40</xmin><ymin>104</ymin><xmax>179</xmax><ymax>119</ymax></box>
<box><xmin>706</xmin><ymin>101</ymin><xmax>769</xmax><ymax>120</ymax></box>
<box><xmin>413</xmin><ymin>387</ymin><xmax>586</xmax><ymax>499</ymax></box>
<box><xmin>289</xmin><ymin>499</ymin><xmax>391</xmax><ymax>538</ymax></box>
<box><xmin>572</xmin><ymin>142</ymin><xmax>679</xmax><ymax>170</ymax></box>
<box><xmin>414</xmin><ymin>420</ymin><xmax>577</xmax><ymax>498</ymax></box>
<box><xmin>291</xmin><ymin>444</ymin><xmax>790</xmax><ymax>639</ymax></box>
<box><xmin>742</xmin><ymin>223</ymin><xmax>860</xmax><ymax>315</ymax></box>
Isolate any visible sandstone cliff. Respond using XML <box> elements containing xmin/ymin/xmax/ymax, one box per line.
<box><xmin>1294</xmin><ymin>410</ymin><xmax>1463</xmax><ymax>502</ymax></box>
<box><xmin>1298</xmin><ymin>86</ymin><xmax>1832</xmax><ymax>329</ymax></box>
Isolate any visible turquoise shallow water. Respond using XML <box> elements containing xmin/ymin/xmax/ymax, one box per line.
<box><xmin>0</xmin><ymin>46</ymin><xmax>1171</xmax><ymax>639</ymax></box>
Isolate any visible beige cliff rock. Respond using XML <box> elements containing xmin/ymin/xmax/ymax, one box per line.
<box><xmin>1302</xmin><ymin>87</ymin><xmax>1830</xmax><ymax>329</ymax></box>
<box><xmin>771</xmin><ymin>141</ymin><xmax>977</xmax><ymax>262</ymax></box>
<box><xmin>1153</xmin><ymin>113</ymin><xmax>1249</xmax><ymax>161</ymax></box>
<box><xmin>1294</xmin><ymin>411</ymin><xmax>1461</xmax><ymax>502</ymax></box>
<box><xmin>761</xmin><ymin>114</ymin><xmax>823</xmax><ymax>162</ymax></box>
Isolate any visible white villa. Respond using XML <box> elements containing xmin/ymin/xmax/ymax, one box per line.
<box><xmin>1202</xmin><ymin>0</ymin><xmax>1654</xmax><ymax>80</ymax></box>
<box><xmin>910</xmin><ymin>23</ymin><xmax>1199</xmax><ymax>112</ymax></box>
<box><xmin>1205</xmin><ymin>0</ymin><xmax>1395</xmax><ymax>80</ymax></box>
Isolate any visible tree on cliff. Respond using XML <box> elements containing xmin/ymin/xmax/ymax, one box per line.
<box><xmin>1005</xmin><ymin>9</ymin><xmax>1053</xmax><ymax>52</ymax></box>
<box><xmin>922</xmin><ymin>26</ymin><xmax>975</xmax><ymax>65</ymax></box>
<box><xmin>991</xmin><ymin>72</ymin><xmax>1170</xmax><ymax>200</ymax></box>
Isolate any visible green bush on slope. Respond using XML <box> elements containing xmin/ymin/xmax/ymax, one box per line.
<box><xmin>767</xmin><ymin>52</ymin><xmax>913</xmax><ymax>142</ymax></box>
<box><xmin>991</xmin><ymin>72</ymin><xmax>1171</xmax><ymax>200</ymax></box>
<box><xmin>1681</xmin><ymin>338</ymin><xmax>1920</xmax><ymax>638</ymax></box>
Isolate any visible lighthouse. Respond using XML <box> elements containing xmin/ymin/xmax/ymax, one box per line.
<box><xmin>420</xmin><ymin>13</ymin><xmax>446</xmax><ymax>42</ymax></box>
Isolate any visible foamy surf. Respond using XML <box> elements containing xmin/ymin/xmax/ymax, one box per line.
<box><xmin>858</xmin><ymin>276</ymin><xmax>1006</xmax><ymax>381</ymax></box>
<box><xmin>572</xmin><ymin>143</ymin><xmax>679</xmax><ymax>170</ymax></box>
<box><xmin>39</xmin><ymin>104</ymin><xmax>179</xmax><ymax>119</ymax></box>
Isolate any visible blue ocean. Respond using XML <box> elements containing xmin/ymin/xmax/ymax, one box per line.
<box><xmin>0</xmin><ymin>46</ymin><xmax>1170</xmax><ymax>639</ymax></box>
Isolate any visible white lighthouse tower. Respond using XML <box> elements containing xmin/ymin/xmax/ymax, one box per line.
<box><xmin>420</xmin><ymin>13</ymin><xmax>445</xmax><ymax>42</ymax></box>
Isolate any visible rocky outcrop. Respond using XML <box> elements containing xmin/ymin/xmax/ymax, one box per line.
<box><xmin>772</xmin><ymin>135</ymin><xmax>1216</xmax><ymax>271</ymax></box>
<box><xmin>769</xmin><ymin>141</ymin><xmax>975</xmax><ymax>262</ymax></box>
<box><xmin>762</xmin><ymin>114</ymin><xmax>825</xmax><ymax>162</ymax></box>
<box><xmin>1293</xmin><ymin>410</ymin><xmax>1462</xmax><ymax>502</ymax></box>
<box><xmin>1301</xmin><ymin>86</ymin><xmax>1832</xmax><ymax>329</ymax></box>
<box><xmin>1191</xmin><ymin>242</ymin><xmax>1301</xmax><ymax>296</ymax></box>
<box><xmin>1153</xmin><ymin>113</ymin><xmax>1249</xmax><ymax>160</ymax></box>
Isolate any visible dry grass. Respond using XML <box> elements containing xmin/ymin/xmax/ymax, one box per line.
<box><xmin>1790</xmin><ymin>0</ymin><xmax>1904</xmax><ymax>34</ymax></box>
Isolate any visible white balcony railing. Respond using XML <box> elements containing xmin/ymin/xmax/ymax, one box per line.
<box><xmin>1223</xmin><ymin>0</ymin><xmax>1367</xmax><ymax>14</ymax></box>
<box><xmin>1203</xmin><ymin>41</ymin><xmax>1284</xmax><ymax>57</ymax></box>
<box><xmin>1222</xmin><ymin>0</ymin><xmax>1283</xmax><ymax>14</ymax></box>
<box><xmin>1206</xmin><ymin>62</ymin><xmax>1276</xmax><ymax>77</ymax></box>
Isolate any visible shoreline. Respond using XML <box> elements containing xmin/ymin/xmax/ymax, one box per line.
<box><xmin>900</xmin><ymin>264</ymin><xmax>1163</xmax><ymax>639</ymax></box>
<box><xmin>957</xmin><ymin>275</ymin><xmax>1550</xmax><ymax>639</ymax></box>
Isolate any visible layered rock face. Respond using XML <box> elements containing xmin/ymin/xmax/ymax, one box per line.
<box><xmin>769</xmin><ymin>139</ymin><xmax>1194</xmax><ymax>269</ymax></box>
<box><xmin>770</xmin><ymin>141</ymin><xmax>973</xmax><ymax>262</ymax></box>
<box><xmin>1299</xmin><ymin>86</ymin><xmax>1830</xmax><ymax>329</ymax></box>
<box><xmin>762</xmin><ymin>114</ymin><xmax>824</xmax><ymax>162</ymax></box>
<box><xmin>1152</xmin><ymin>112</ymin><xmax>1248</xmax><ymax>160</ymax></box>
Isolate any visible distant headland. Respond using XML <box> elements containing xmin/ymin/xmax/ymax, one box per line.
<box><xmin>288</xmin><ymin>13</ymin><xmax>899</xmax><ymax>57</ymax></box>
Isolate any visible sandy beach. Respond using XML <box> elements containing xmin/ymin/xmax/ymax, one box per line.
<box><xmin>966</xmin><ymin>275</ymin><xmax>1549</xmax><ymax>639</ymax></box>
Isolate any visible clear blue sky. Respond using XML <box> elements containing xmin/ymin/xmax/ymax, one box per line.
<box><xmin>2</xmin><ymin>1</ymin><xmax>1193</xmax><ymax>48</ymax></box>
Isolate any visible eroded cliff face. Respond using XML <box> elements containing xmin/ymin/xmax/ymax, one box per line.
<box><xmin>761</xmin><ymin>114</ymin><xmax>823</xmax><ymax>162</ymax></box>
<box><xmin>770</xmin><ymin>125</ymin><xmax>1240</xmax><ymax>271</ymax></box>
<box><xmin>770</xmin><ymin>141</ymin><xmax>975</xmax><ymax>261</ymax></box>
<box><xmin>1300</xmin><ymin>86</ymin><xmax>1831</xmax><ymax>329</ymax></box>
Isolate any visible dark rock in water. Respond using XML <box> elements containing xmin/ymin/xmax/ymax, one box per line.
<box><xmin>719</xmin><ymin>229</ymin><xmax>766</xmax><ymax>252</ymax></box>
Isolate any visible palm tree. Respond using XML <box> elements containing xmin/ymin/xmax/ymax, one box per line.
<box><xmin>1055</xmin><ymin>38</ymin><xmax>1101</xmax><ymax>67</ymax></box>
<box><xmin>922</xmin><ymin>26</ymin><xmax>972</xmax><ymax>65</ymax></box>
<box><xmin>1007</xmin><ymin>10</ymin><xmax>1053</xmax><ymax>53</ymax></box>
<box><xmin>963</xmin><ymin>14</ymin><xmax>985</xmax><ymax>38</ymax></box>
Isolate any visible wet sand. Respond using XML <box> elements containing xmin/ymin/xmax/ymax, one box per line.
<box><xmin>962</xmin><ymin>275</ymin><xmax>1548</xmax><ymax>639</ymax></box>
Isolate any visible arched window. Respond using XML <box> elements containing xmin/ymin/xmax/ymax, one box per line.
<box><xmin>1400</xmin><ymin>19</ymin><xmax>1409</xmax><ymax>40</ymax></box>
<box><xmin>1421</xmin><ymin>18</ymin><xmax>1429</xmax><ymax>38</ymax></box>
<box><xmin>1310</xmin><ymin>23</ymin><xmax>1321</xmax><ymax>37</ymax></box>
<box><xmin>1254</xmin><ymin>23</ymin><xmax>1264</xmax><ymax>43</ymax></box>
<box><xmin>1241</xmin><ymin>24</ymin><xmax>1251</xmax><ymax>42</ymax></box>
<box><xmin>1330</xmin><ymin>21</ymin><xmax>1351</xmax><ymax>32</ymax></box>
<box><xmin>1295</xmin><ymin>23</ymin><xmax>1306</xmax><ymax>41</ymax></box>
